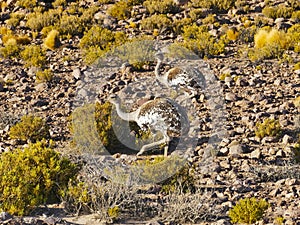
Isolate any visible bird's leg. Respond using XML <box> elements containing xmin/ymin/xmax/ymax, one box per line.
<box><xmin>137</xmin><ymin>135</ymin><xmax>169</xmax><ymax>156</ymax></box>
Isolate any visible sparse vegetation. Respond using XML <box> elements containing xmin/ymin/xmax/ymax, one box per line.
<box><xmin>140</xmin><ymin>14</ymin><xmax>172</xmax><ymax>32</ymax></box>
<box><xmin>20</xmin><ymin>45</ymin><xmax>47</xmax><ymax>67</ymax></box>
<box><xmin>190</xmin><ymin>0</ymin><xmax>236</xmax><ymax>12</ymax></box>
<box><xmin>249</xmin><ymin>28</ymin><xmax>292</xmax><ymax>61</ymax></box>
<box><xmin>44</xmin><ymin>29</ymin><xmax>60</xmax><ymax>50</ymax></box>
<box><xmin>262</xmin><ymin>5</ymin><xmax>293</xmax><ymax>19</ymax></box>
<box><xmin>255</xmin><ymin>118</ymin><xmax>282</xmax><ymax>139</ymax></box>
<box><xmin>35</xmin><ymin>69</ymin><xmax>54</xmax><ymax>83</ymax></box>
<box><xmin>179</xmin><ymin>24</ymin><xmax>227</xmax><ymax>57</ymax></box>
<box><xmin>229</xmin><ymin>197</ymin><xmax>269</xmax><ymax>224</ymax></box>
<box><xmin>0</xmin><ymin>141</ymin><xmax>79</xmax><ymax>215</ymax></box>
<box><xmin>143</xmin><ymin>0</ymin><xmax>179</xmax><ymax>14</ymax></box>
<box><xmin>107</xmin><ymin>0</ymin><xmax>132</xmax><ymax>20</ymax></box>
<box><xmin>0</xmin><ymin>38</ymin><xmax>20</xmax><ymax>58</ymax></box>
<box><xmin>9</xmin><ymin>115</ymin><xmax>50</xmax><ymax>142</ymax></box>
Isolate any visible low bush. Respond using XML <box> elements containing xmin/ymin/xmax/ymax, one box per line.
<box><xmin>255</xmin><ymin>118</ymin><xmax>282</xmax><ymax>139</ymax></box>
<box><xmin>17</xmin><ymin>0</ymin><xmax>37</xmax><ymax>9</ymax></box>
<box><xmin>179</xmin><ymin>24</ymin><xmax>227</xmax><ymax>57</ymax></box>
<box><xmin>287</xmin><ymin>24</ymin><xmax>300</xmax><ymax>53</ymax></box>
<box><xmin>26</xmin><ymin>9</ymin><xmax>61</xmax><ymax>31</ymax></box>
<box><xmin>229</xmin><ymin>197</ymin><xmax>269</xmax><ymax>224</ymax></box>
<box><xmin>5</xmin><ymin>12</ymin><xmax>25</xmax><ymax>27</ymax></box>
<box><xmin>262</xmin><ymin>6</ymin><xmax>293</xmax><ymax>19</ymax></box>
<box><xmin>143</xmin><ymin>0</ymin><xmax>179</xmax><ymax>14</ymax></box>
<box><xmin>249</xmin><ymin>28</ymin><xmax>291</xmax><ymax>61</ymax></box>
<box><xmin>140</xmin><ymin>14</ymin><xmax>172</xmax><ymax>32</ymax></box>
<box><xmin>44</xmin><ymin>29</ymin><xmax>60</xmax><ymax>50</ymax></box>
<box><xmin>0</xmin><ymin>141</ymin><xmax>79</xmax><ymax>215</ymax></box>
<box><xmin>20</xmin><ymin>45</ymin><xmax>46</xmax><ymax>67</ymax></box>
<box><xmin>0</xmin><ymin>38</ymin><xmax>20</xmax><ymax>58</ymax></box>
<box><xmin>107</xmin><ymin>0</ymin><xmax>132</xmax><ymax>20</ymax></box>
<box><xmin>9</xmin><ymin>115</ymin><xmax>50</xmax><ymax>142</ymax></box>
<box><xmin>36</xmin><ymin>69</ymin><xmax>53</xmax><ymax>83</ymax></box>
<box><xmin>190</xmin><ymin>0</ymin><xmax>236</xmax><ymax>12</ymax></box>
<box><xmin>80</xmin><ymin>26</ymin><xmax>127</xmax><ymax>64</ymax></box>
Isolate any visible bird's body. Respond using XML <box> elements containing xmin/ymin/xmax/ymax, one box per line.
<box><xmin>109</xmin><ymin>95</ymin><xmax>189</xmax><ymax>156</ymax></box>
<box><xmin>155</xmin><ymin>52</ymin><xmax>205</xmax><ymax>100</ymax></box>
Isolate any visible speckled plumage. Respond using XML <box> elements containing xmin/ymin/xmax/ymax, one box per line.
<box><xmin>108</xmin><ymin>95</ymin><xmax>189</xmax><ymax>156</ymax></box>
<box><xmin>155</xmin><ymin>52</ymin><xmax>206</xmax><ymax>98</ymax></box>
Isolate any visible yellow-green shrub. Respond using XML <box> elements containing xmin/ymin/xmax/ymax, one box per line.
<box><xmin>190</xmin><ymin>0</ymin><xmax>236</xmax><ymax>12</ymax></box>
<box><xmin>262</xmin><ymin>6</ymin><xmax>293</xmax><ymax>19</ymax></box>
<box><xmin>143</xmin><ymin>0</ymin><xmax>179</xmax><ymax>14</ymax></box>
<box><xmin>17</xmin><ymin>0</ymin><xmax>37</xmax><ymax>9</ymax></box>
<box><xmin>107</xmin><ymin>0</ymin><xmax>132</xmax><ymax>20</ymax></box>
<box><xmin>80</xmin><ymin>26</ymin><xmax>127</xmax><ymax>64</ymax></box>
<box><xmin>9</xmin><ymin>115</ymin><xmax>49</xmax><ymax>142</ymax></box>
<box><xmin>229</xmin><ymin>197</ymin><xmax>269</xmax><ymax>224</ymax></box>
<box><xmin>255</xmin><ymin>118</ymin><xmax>282</xmax><ymax>139</ymax></box>
<box><xmin>0</xmin><ymin>141</ymin><xmax>79</xmax><ymax>215</ymax></box>
<box><xmin>5</xmin><ymin>12</ymin><xmax>25</xmax><ymax>27</ymax></box>
<box><xmin>44</xmin><ymin>29</ymin><xmax>60</xmax><ymax>50</ymax></box>
<box><xmin>36</xmin><ymin>69</ymin><xmax>53</xmax><ymax>83</ymax></box>
<box><xmin>249</xmin><ymin>28</ymin><xmax>291</xmax><ymax>61</ymax></box>
<box><xmin>140</xmin><ymin>14</ymin><xmax>172</xmax><ymax>32</ymax></box>
<box><xmin>226</xmin><ymin>28</ymin><xmax>239</xmax><ymax>41</ymax></box>
<box><xmin>0</xmin><ymin>38</ymin><xmax>20</xmax><ymax>58</ymax></box>
<box><xmin>26</xmin><ymin>9</ymin><xmax>61</xmax><ymax>31</ymax></box>
<box><xmin>180</xmin><ymin>24</ymin><xmax>227</xmax><ymax>57</ymax></box>
<box><xmin>20</xmin><ymin>45</ymin><xmax>46</xmax><ymax>67</ymax></box>
<box><xmin>287</xmin><ymin>24</ymin><xmax>300</xmax><ymax>53</ymax></box>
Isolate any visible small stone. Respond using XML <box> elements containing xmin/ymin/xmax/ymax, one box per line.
<box><xmin>274</xmin><ymin>78</ymin><xmax>282</xmax><ymax>86</ymax></box>
<box><xmin>0</xmin><ymin>212</ymin><xmax>12</xmax><ymax>221</ymax></box>
<box><xmin>276</xmin><ymin>149</ymin><xmax>284</xmax><ymax>157</ymax></box>
<box><xmin>285</xmin><ymin>178</ymin><xmax>297</xmax><ymax>186</ymax></box>
<box><xmin>225</xmin><ymin>92</ymin><xmax>237</xmax><ymax>102</ymax></box>
<box><xmin>0</xmin><ymin>82</ymin><xmax>3</xmax><ymax>92</ymax></box>
<box><xmin>250</xmin><ymin>149</ymin><xmax>261</xmax><ymax>159</ymax></box>
<box><xmin>229</xmin><ymin>143</ymin><xmax>245</xmax><ymax>157</ymax></box>
<box><xmin>282</xmin><ymin>134</ymin><xmax>292</xmax><ymax>144</ymax></box>
<box><xmin>72</xmin><ymin>68</ymin><xmax>81</xmax><ymax>80</ymax></box>
<box><xmin>269</xmin><ymin>188</ymin><xmax>279</xmax><ymax>197</ymax></box>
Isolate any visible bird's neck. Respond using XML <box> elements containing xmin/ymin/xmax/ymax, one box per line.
<box><xmin>114</xmin><ymin>103</ymin><xmax>138</xmax><ymax>121</ymax></box>
<box><xmin>155</xmin><ymin>59</ymin><xmax>162</xmax><ymax>78</ymax></box>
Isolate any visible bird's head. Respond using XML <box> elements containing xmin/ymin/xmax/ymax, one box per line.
<box><xmin>155</xmin><ymin>51</ymin><xmax>164</xmax><ymax>61</ymax></box>
<box><xmin>108</xmin><ymin>94</ymin><xmax>121</xmax><ymax>105</ymax></box>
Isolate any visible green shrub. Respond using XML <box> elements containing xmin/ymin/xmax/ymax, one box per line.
<box><xmin>114</xmin><ymin>37</ymin><xmax>155</xmax><ymax>70</ymax></box>
<box><xmin>294</xmin><ymin>62</ymin><xmax>300</xmax><ymax>71</ymax></box>
<box><xmin>44</xmin><ymin>29</ymin><xmax>60</xmax><ymax>50</ymax></box>
<box><xmin>229</xmin><ymin>197</ymin><xmax>269</xmax><ymax>224</ymax></box>
<box><xmin>5</xmin><ymin>12</ymin><xmax>25</xmax><ymax>27</ymax></box>
<box><xmin>140</xmin><ymin>14</ymin><xmax>172</xmax><ymax>32</ymax></box>
<box><xmin>71</xmin><ymin>102</ymin><xmax>142</xmax><ymax>155</ymax></box>
<box><xmin>36</xmin><ymin>69</ymin><xmax>53</xmax><ymax>83</ymax></box>
<box><xmin>80</xmin><ymin>26</ymin><xmax>127</xmax><ymax>64</ymax></box>
<box><xmin>0</xmin><ymin>38</ymin><xmax>20</xmax><ymax>58</ymax></box>
<box><xmin>143</xmin><ymin>0</ymin><xmax>179</xmax><ymax>14</ymax></box>
<box><xmin>20</xmin><ymin>45</ymin><xmax>46</xmax><ymax>67</ymax></box>
<box><xmin>255</xmin><ymin>118</ymin><xmax>282</xmax><ymax>139</ymax></box>
<box><xmin>26</xmin><ymin>9</ymin><xmax>61</xmax><ymax>31</ymax></box>
<box><xmin>291</xmin><ymin>10</ymin><xmax>300</xmax><ymax>20</ymax></box>
<box><xmin>179</xmin><ymin>24</ymin><xmax>227</xmax><ymax>57</ymax></box>
<box><xmin>0</xmin><ymin>141</ymin><xmax>79</xmax><ymax>215</ymax></box>
<box><xmin>9</xmin><ymin>115</ymin><xmax>50</xmax><ymax>142</ymax></box>
<box><xmin>190</xmin><ymin>0</ymin><xmax>236</xmax><ymax>12</ymax></box>
<box><xmin>107</xmin><ymin>206</ymin><xmax>120</xmax><ymax>221</ymax></box>
<box><xmin>287</xmin><ymin>24</ymin><xmax>300</xmax><ymax>53</ymax></box>
<box><xmin>262</xmin><ymin>6</ymin><xmax>293</xmax><ymax>19</ymax></box>
<box><xmin>249</xmin><ymin>28</ymin><xmax>291</xmax><ymax>61</ymax></box>
<box><xmin>52</xmin><ymin>0</ymin><xmax>67</xmax><ymax>7</ymax></box>
<box><xmin>107</xmin><ymin>0</ymin><xmax>132</xmax><ymax>20</ymax></box>
<box><xmin>56</xmin><ymin>14</ymin><xmax>83</xmax><ymax>37</ymax></box>
<box><xmin>17</xmin><ymin>0</ymin><xmax>37</xmax><ymax>9</ymax></box>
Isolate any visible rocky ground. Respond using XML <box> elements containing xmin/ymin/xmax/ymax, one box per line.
<box><xmin>0</xmin><ymin>0</ymin><xmax>300</xmax><ymax>224</ymax></box>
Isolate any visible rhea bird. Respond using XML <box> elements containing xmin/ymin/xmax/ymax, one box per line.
<box><xmin>108</xmin><ymin>94</ymin><xmax>189</xmax><ymax>156</ymax></box>
<box><xmin>155</xmin><ymin>51</ymin><xmax>206</xmax><ymax>102</ymax></box>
